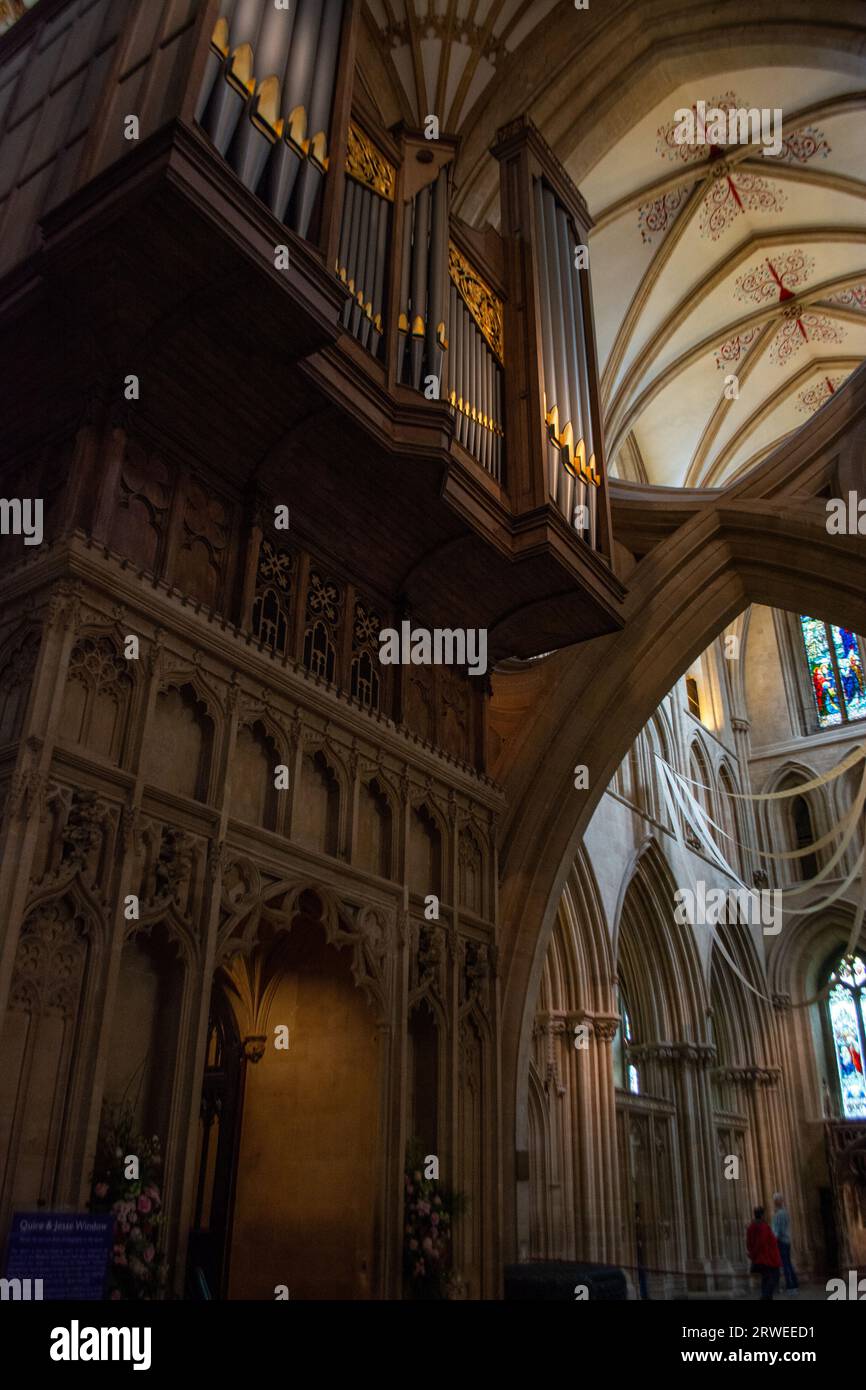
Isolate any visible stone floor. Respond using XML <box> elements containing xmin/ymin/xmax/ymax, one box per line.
<box><xmin>683</xmin><ymin>1284</ymin><xmax>825</xmax><ymax>1302</ymax></box>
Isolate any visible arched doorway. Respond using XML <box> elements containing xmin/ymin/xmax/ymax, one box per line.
<box><xmin>189</xmin><ymin>886</ymin><xmax>384</xmax><ymax>1300</ymax></box>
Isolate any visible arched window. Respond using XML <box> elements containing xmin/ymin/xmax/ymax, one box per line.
<box><xmin>791</xmin><ymin>796</ymin><xmax>817</xmax><ymax>881</ymax></box>
<box><xmin>827</xmin><ymin>955</ymin><xmax>866</xmax><ymax>1119</ymax></box>
<box><xmin>613</xmin><ymin>986</ymin><xmax>640</xmax><ymax>1095</ymax></box>
<box><xmin>800</xmin><ymin>617</ymin><xmax>866</xmax><ymax>729</ymax></box>
<box><xmin>685</xmin><ymin>676</ymin><xmax>701</xmax><ymax>720</ymax></box>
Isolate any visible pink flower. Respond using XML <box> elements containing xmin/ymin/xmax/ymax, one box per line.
<box><xmin>137</xmin><ymin>1196</ymin><xmax>152</xmax><ymax>1214</ymax></box>
<box><xmin>408</xmin><ymin>1239</ymin><xmax>418</xmax><ymax>1250</ymax></box>
<box><xmin>94</xmin><ymin>1182</ymin><xmax>109</xmax><ymax>1199</ymax></box>
<box><xmin>110</xmin><ymin>1289</ymin><xmax>122</xmax><ymax>1300</ymax></box>
<box><xmin>431</xmin><ymin>1213</ymin><xmax>439</xmax><ymax>1226</ymax></box>
<box><xmin>422</xmin><ymin>1237</ymin><xmax>433</xmax><ymax>1252</ymax></box>
<box><xmin>144</xmin><ymin>1245</ymin><xmax>155</xmax><ymax>1264</ymax></box>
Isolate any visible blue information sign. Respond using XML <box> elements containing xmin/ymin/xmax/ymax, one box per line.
<box><xmin>5</xmin><ymin>1212</ymin><xmax>114</xmax><ymax>1300</ymax></box>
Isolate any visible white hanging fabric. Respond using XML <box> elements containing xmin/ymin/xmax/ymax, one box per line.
<box><xmin>654</xmin><ymin>752</ymin><xmax>866</xmax><ymax>1010</ymax></box>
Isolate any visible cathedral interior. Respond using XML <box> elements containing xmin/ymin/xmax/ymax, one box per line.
<box><xmin>0</xmin><ymin>0</ymin><xmax>865</xmax><ymax>1305</ymax></box>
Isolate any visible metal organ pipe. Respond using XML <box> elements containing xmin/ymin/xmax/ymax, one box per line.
<box><xmin>351</xmin><ymin>187</ymin><xmax>373</xmax><ymax>338</ymax></box>
<box><xmin>532</xmin><ymin>179</ymin><xmax>560</xmax><ymax>503</ymax></box>
<box><xmin>485</xmin><ymin>350</ymin><xmax>494</xmax><ymax>474</ymax></box>
<box><xmin>494</xmin><ymin>368</ymin><xmax>503</xmax><ymax>480</ymax></box>
<box><xmin>465</xmin><ymin>309</ymin><xmax>474</xmax><ymax>455</ymax></box>
<box><xmin>337</xmin><ymin>176</ymin><xmax>356</xmax><ymax>322</ymax></box>
<box><xmin>358</xmin><ymin>191</ymin><xmax>380</xmax><ymax>351</ymax></box>
<box><xmin>229</xmin><ymin>0</ymin><xmax>297</xmax><ymax>193</ymax></box>
<box><xmin>556</xmin><ymin>204</ymin><xmax>587</xmax><ymax>537</ymax></box>
<box><xmin>475</xmin><ymin>326</ymin><xmax>484</xmax><ymax>462</ymax></box>
<box><xmin>541</xmin><ymin>187</ymin><xmax>574</xmax><ymax>524</ymax></box>
<box><xmin>199</xmin><ymin>0</ymin><xmax>259</xmax><ymax>155</ymax></box>
<box><xmin>195</xmin><ymin>3</ymin><xmax>235</xmax><ymax>125</ymax></box>
<box><xmin>409</xmin><ymin>185</ymin><xmax>430</xmax><ymax>391</ymax></box>
<box><xmin>426</xmin><ymin>170</ymin><xmax>449</xmax><ymax>398</ymax></box>
<box><xmin>449</xmin><ymin>284</ymin><xmax>463</xmax><ymax>444</ymax></box>
<box><xmin>480</xmin><ymin>335</ymin><xmax>490</xmax><ymax>472</ymax></box>
<box><xmin>265</xmin><ymin>0</ymin><xmax>324</xmax><ymax>222</ymax></box>
<box><xmin>570</xmin><ymin>249</ymin><xmax>598</xmax><ymax>548</ymax></box>
<box><xmin>397</xmin><ymin>199</ymin><xmax>413</xmax><ymax>381</ymax></box>
<box><xmin>342</xmin><ymin>175</ymin><xmax>364</xmax><ymax>329</ymax></box>
<box><xmin>370</xmin><ymin>191</ymin><xmax>390</xmax><ymax>357</ymax></box>
<box><xmin>293</xmin><ymin>0</ymin><xmax>344</xmax><ymax>238</ymax></box>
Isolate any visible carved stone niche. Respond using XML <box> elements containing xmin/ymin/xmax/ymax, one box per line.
<box><xmin>460</xmin><ymin>938</ymin><xmax>493</xmax><ymax>1011</ymax></box>
<box><xmin>138</xmin><ymin>824</ymin><xmax>196</xmax><ymax>914</ymax></box>
<box><xmin>412</xmin><ymin>921</ymin><xmax>444</xmax><ymax>997</ymax></box>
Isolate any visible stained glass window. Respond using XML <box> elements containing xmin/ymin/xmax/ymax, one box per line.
<box><xmin>800</xmin><ymin>617</ymin><xmax>866</xmax><ymax>729</ymax></box>
<box><xmin>622</xmin><ymin>998</ymin><xmax>640</xmax><ymax>1095</ymax></box>
<box><xmin>827</xmin><ymin>954</ymin><xmax>866</xmax><ymax>1119</ymax></box>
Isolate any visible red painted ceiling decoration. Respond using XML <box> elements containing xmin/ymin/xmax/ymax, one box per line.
<box><xmin>829</xmin><ymin>284</ymin><xmax>866</xmax><ymax>313</ymax></box>
<box><xmin>638</xmin><ymin>184</ymin><xmax>692</xmax><ymax>244</ymax></box>
<box><xmin>730</xmin><ymin>252</ymin><xmax>845</xmax><ymax>367</ymax></box>
<box><xmin>735</xmin><ymin>251</ymin><xmax>815</xmax><ymax>304</ymax></box>
<box><xmin>769</xmin><ymin>311</ymin><xmax>844</xmax><ymax>366</ymax></box>
<box><xmin>714</xmin><ymin>325</ymin><xmax>763</xmax><ymax>369</ymax></box>
<box><xmin>698</xmin><ymin>169</ymin><xmax>783</xmax><ymax>241</ymax></box>
<box><xmin>640</xmin><ymin>96</ymin><xmax>830</xmax><ymax>243</ymax></box>
<box><xmin>797</xmin><ymin>375</ymin><xmax>844</xmax><ymax>413</ymax></box>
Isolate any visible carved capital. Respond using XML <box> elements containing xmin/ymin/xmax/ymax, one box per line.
<box><xmin>593</xmin><ymin>1016</ymin><xmax>621</xmax><ymax>1044</ymax></box>
<box><xmin>714</xmin><ymin>1064</ymin><xmax>782</xmax><ymax>1089</ymax></box>
<box><xmin>629</xmin><ymin>1040</ymin><xmax>717</xmax><ymax>1068</ymax></box>
<box><xmin>49</xmin><ymin>581</ymin><xmax>82</xmax><ymax>631</ymax></box>
<box><xmin>241</xmin><ymin>1035</ymin><xmax>267</xmax><ymax>1064</ymax></box>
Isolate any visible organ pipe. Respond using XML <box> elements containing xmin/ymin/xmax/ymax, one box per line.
<box><xmin>225</xmin><ymin>0</ymin><xmax>296</xmax><ymax>190</ymax></box>
<box><xmin>532</xmin><ymin>179</ymin><xmax>561</xmax><ymax>503</ymax></box>
<box><xmin>195</xmin><ymin>13</ymin><xmax>231</xmax><ymax>125</ymax></box>
<box><xmin>427</xmin><ymin>170</ymin><xmax>449</xmax><ymax>397</ymax></box>
<box><xmin>358</xmin><ymin>193</ymin><xmax>380</xmax><ymax>351</ymax></box>
<box><xmin>293</xmin><ymin>0</ymin><xmax>343</xmax><ymax>239</ymax></box>
<box><xmin>199</xmin><ymin>0</ymin><xmax>259</xmax><ymax>155</ymax></box>
<box><xmin>397</xmin><ymin>200</ymin><xmax>413</xmax><ymax>381</ymax></box>
<box><xmin>265</xmin><ymin>0</ymin><xmax>323</xmax><ymax>220</ymax></box>
<box><xmin>351</xmin><ymin>187</ymin><xmax>373</xmax><ymax>338</ymax></box>
<box><xmin>197</xmin><ymin>0</ymin><xmax>345</xmax><ymax>244</ymax></box>
<box><xmin>337</xmin><ymin>176</ymin><xmax>357</xmax><ymax>326</ymax></box>
<box><xmin>370</xmin><ymin>194</ymin><xmax>390</xmax><ymax>356</ymax></box>
<box><xmin>409</xmin><ymin>184</ymin><xmax>431</xmax><ymax>391</ymax></box>
<box><xmin>533</xmin><ymin>175</ymin><xmax>600</xmax><ymax>542</ymax></box>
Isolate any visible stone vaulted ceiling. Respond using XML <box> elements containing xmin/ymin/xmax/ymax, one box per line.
<box><xmin>357</xmin><ymin>3</ymin><xmax>866</xmax><ymax>493</ymax></box>
<box><xmin>581</xmin><ymin>69</ymin><xmax>866</xmax><ymax>488</ymax></box>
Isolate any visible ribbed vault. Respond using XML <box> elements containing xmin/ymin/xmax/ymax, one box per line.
<box><xmin>491</xmin><ymin>359</ymin><xmax>866</xmax><ymax>1259</ymax></box>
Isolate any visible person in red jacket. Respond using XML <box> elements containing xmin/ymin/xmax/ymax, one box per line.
<box><xmin>746</xmin><ymin>1206</ymin><xmax>782</xmax><ymax>1300</ymax></box>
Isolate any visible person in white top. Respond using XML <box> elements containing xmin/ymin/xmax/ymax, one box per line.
<box><xmin>772</xmin><ymin>1193</ymin><xmax>799</xmax><ymax>1294</ymax></box>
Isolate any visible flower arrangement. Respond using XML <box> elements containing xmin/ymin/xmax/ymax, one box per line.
<box><xmin>403</xmin><ymin>1140</ymin><xmax>466</xmax><ymax>1300</ymax></box>
<box><xmin>89</xmin><ymin>1100</ymin><xmax>169</xmax><ymax>1301</ymax></box>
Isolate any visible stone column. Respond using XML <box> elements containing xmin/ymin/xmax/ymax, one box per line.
<box><xmin>592</xmin><ymin>1016</ymin><xmax>622</xmax><ymax>1265</ymax></box>
<box><xmin>730</xmin><ymin>716</ymin><xmax>761</xmax><ymax>881</ymax></box>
